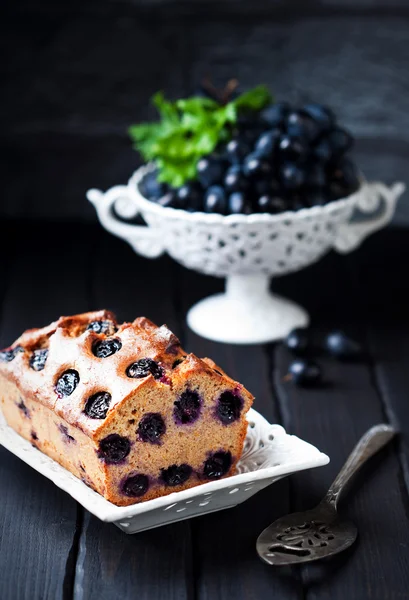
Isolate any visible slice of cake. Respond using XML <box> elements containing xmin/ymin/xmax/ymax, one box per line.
<box><xmin>0</xmin><ymin>311</ymin><xmax>253</xmax><ymax>506</ymax></box>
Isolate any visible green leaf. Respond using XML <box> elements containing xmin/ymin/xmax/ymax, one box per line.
<box><xmin>128</xmin><ymin>84</ymin><xmax>274</xmax><ymax>187</ymax></box>
<box><xmin>233</xmin><ymin>84</ymin><xmax>272</xmax><ymax>112</ymax></box>
<box><xmin>152</xmin><ymin>91</ymin><xmax>179</xmax><ymax>123</ymax></box>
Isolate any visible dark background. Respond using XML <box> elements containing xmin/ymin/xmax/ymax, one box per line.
<box><xmin>2</xmin><ymin>4</ymin><xmax>409</xmax><ymax>599</ymax></box>
<box><xmin>1</xmin><ymin>0</ymin><xmax>409</xmax><ymax>224</ymax></box>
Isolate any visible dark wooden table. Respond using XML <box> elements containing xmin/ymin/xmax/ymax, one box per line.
<box><xmin>1</xmin><ymin>220</ymin><xmax>409</xmax><ymax>600</ymax></box>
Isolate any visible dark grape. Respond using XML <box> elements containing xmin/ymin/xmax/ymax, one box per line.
<box><xmin>225</xmin><ymin>138</ymin><xmax>252</xmax><ymax>164</ymax></box>
<box><xmin>325</xmin><ymin>331</ymin><xmax>363</xmax><ymax>361</ymax></box>
<box><xmin>278</xmin><ymin>135</ymin><xmax>309</xmax><ymax>161</ymax></box>
<box><xmin>204</xmin><ymin>185</ymin><xmax>227</xmax><ymax>214</ymax></box>
<box><xmin>287</xmin><ymin>360</ymin><xmax>322</xmax><ymax>387</ymax></box>
<box><xmin>243</xmin><ymin>153</ymin><xmax>272</xmax><ymax>178</ymax></box>
<box><xmin>290</xmin><ymin>194</ymin><xmax>309</xmax><ymax>211</ymax></box>
<box><xmin>302</xmin><ymin>103</ymin><xmax>335</xmax><ymax>132</ymax></box>
<box><xmin>254</xmin><ymin>129</ymin><xmax>280</xmax><ymax>158</ymax></box>
<box><xmin>306</xmin><ymin>163</ymin><xmax>326</xmax><ymax>188</ymax></box>
<box><xmin>253</xmin><ymin>177</ymin><xmax>280</xmax><ymax>197</ymax></box>
<box><xmin>224</xmin><ymin>165</ymin><xmax>249</xmax><ymax>192</ymax></box>
<box><xmin>285</xmin><ymin>328</ymin><xmax>309</xmax><ymax>355</ymax></box>
<box><xmin>256</xmin><ymin>195</ymin><xmax>287</xmax><ymax>214</ymax></box>
<box><xmin>327</xmin><ymin>127</ymin><xmax>354</xmax><ymax>157</ymax></box>
<box><xmin>228</xmin><ymin>191</ymin><xmax>252</xmax><ymax>215</ymax></box>
<box><xmin>141</xmin><ymin>171</ymin><xmax>167</xmax><ymax>200</ymax></box>
<box><xmin>197</xmin><ymin>157</ymin><xmax>226</xmax><ymax>187</ymax></box>
<box><xmin>286</xmin><ymin>110</ymin><xmax>321</xmax><ymax>142</ymax></box>
<box><xmin>304</xmin><ymin>189</ymin><xmax>328</xmax><ymax>207</ymax></box>
<box><xmin>261</xmin><ymin>102</ymin><xmax>290</xmax><ymax>128</ymax></box>
<box><xmin>280</xmin><ymin>163</ymin><xmax>306</xmax><ymax>189</ymax></box>
<box><xmin>329</xmin><ymin>158</ymin><xmax>360</xmax><ymax>198</ymax></box>
<box><xmin>176</xmin><ymin>183</ymin><xmax>203</xmax><ymax>212</ymax></box>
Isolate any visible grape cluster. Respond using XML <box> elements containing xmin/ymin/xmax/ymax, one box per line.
<box><xmin>140</xmin><ymin>102</ymin><xmax>360</xmax><ymax>215</ymax></box>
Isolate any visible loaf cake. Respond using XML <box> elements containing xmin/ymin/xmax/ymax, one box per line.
<box><xmin>0</xmin><ymin>311</ymin><xmax>253</xmax><ymax>506</ymax></box>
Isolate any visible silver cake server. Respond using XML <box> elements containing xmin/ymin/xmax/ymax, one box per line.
<box><xmin>257</xmin><ymin>424</ymin><xmax>396</xmax><ymax>566</ymax></box>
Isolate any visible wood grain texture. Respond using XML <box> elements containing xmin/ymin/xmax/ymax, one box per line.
<box><xmin>72</xmin><ymin>228</ymin><xmax>194</xmax><ymax>600</ymax></box>
<box><xmin>270</xmin><ymin>240</ymin><xmax>409</xmax><ymax>600</ymax></box>
<box><xmin>1</xmin><ymin>222</ymin><xmax>409</xmax><ymax>599</ymax></box>
<box><xmin>175</xmin><ymin>267</ymin><xmax>303</xmax><ymax>600</ymax></box>
<box><xmin>0</xmin><ymin>223</ymin><xmax>94</xmax><ymax>600</ymax></box>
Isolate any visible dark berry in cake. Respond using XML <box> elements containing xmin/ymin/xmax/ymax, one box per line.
<box><xmin>92</xmin><ymin>338</ymin><xmax>122</xmax><ymax>359</ymax></box>
<box><xmin>31</xmin><ymin>430</ymin><xmax>38</xmax><ymax>441</ymax></box>
<box><xmin>84</xmin><ymin>392</ymin><xmax>112</xmax><ymax>419</ymax></box>
<box><xmin>17</xmin><ymin>399</ymin><xmax>30</xmax><ymax>418</ymax></box>
<box><xmin>126</xmin><ymin>358</ymin><xmax>164</xmax><ymax>379</ymax></box>
<box><xmin>287</xmin><ymin>360</ymin><xmax>322</xmax><ymax>387</ymax></box>
<box><xmin>204</xmin><ymin>185</ymin><xmax>227</xmax><ymax>214</ymax></box>
<box><xmin>98</xmin><ymin>434</ymin><xmax>131</xmax><ymax>464</ymax></box>
<box><xmin>87</xmin><ymin>320</ymin><xmax>117</xmax><ymax>335</ymax></box>
<box><xmin>203</xmin><ymin>451</ymin><xmax>232</xmax><ymax>479</ymax></box>
<box><xmin>197</xmin><ymin>157</ymin><xmax>225</xmax><ymax>187</ymax></box>
<box><xmin>59</xmin><ymin>424</ymin><xmax>76</xmax><ymax>443</ymax></box>
<box><xmin>160</xmin><ymin>464</ymin><xmax>192</xmax><ymax>486</ymax></box>
<box><xmin>325</xmin><ymin>331</ymin><xmax>363</xmax><ymax>361</ymax></box>
<box><xmin>228</xmin><ymin>192</ymin><xmax>251</xmax><ymax>215</ymax></box>
<box><xmin>56</xmin><ymin>369</ymin><xmax>80</xmax><ymax>397</ymax></box>
<box><xmin>216</xmin><ymin>391</ymin><xmax>243</xmax><ymax>425</ymax></box>
<box><xmin>137</xmin><ymin>413</ymin><xmax>166</xmax><ymax>444</ymax></box>
<box><xmin>172</xmin><ymin>357</ymin><xmax>185</xmax><ymax>369</ymax></box>
<box><xmin>285</xmin><ymin>328</ymin><xmax>309</xmax><ymax>356</ymax></box>
<box><xmin>29</xmin><ymin>348</ymin><xmax>48</xmax><ymax>372</ymax></box>
<box><xmin>0</xmin><ymin>345</ymin><xmax>24</xmax><ymax>362</ymax></box>
<box><xmin>122</xmin><ymin>474</ymin><xmax>150</xmax><ymax>497</ymax></box>
<box><xmin>256</xmin><ymin>195</ymin><xmax>286</xmax><ymax>214</ymax></box>
<box><xmin>174</xmin><ymin>389</ymin><xmax>202</xmax><ymax>424</ymax></box>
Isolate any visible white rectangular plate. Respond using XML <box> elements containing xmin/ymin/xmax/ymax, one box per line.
<box><xmin>0</xmin><ymin>407</ymin><xmax>329</xmax><ymax>534</ymax></box>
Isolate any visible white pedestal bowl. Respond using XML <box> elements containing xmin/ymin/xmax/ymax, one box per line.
<box><xmin>87</xmin><ymin>165</ymin><xmax>404</xmax><ymax>344</ymax></box>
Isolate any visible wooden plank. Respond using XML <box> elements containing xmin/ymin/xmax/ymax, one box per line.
<box><xmin>0</xmin><ymin>222</ymin><xmax>93</xmax><ymax>600</ymax></box>
<box><xmin>176</xmin><ymin>267</ymin><xmax>303</xmax><ymax>600</ymax></box>
<box><xmin>350</xmin><ymin>228</ymin><xmax>409</xmax><ymax>494</ymax></box>
<box><xmin>271</xmin><ymin>246</ymin><xmax>409</xmax><ymax>599</ymax></box>
<box><xmin>73</xmin><ymin>231</ymin><xmax>194</xmax><ymax>600</ymax></box>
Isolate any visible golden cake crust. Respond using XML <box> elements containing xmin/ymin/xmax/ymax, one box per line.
<box><xmin>0</xmin><ymin>310</ymin><xmax>254</xmax><ymax>506</ymax></box>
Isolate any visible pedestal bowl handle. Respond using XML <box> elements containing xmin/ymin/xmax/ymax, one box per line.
<box><xmin>333</xmin><ymin>181</ymin><xmax>405</xmax><ymax>254</ymax></box>
<box><xmin>87</xmin><ymin>185</ymin><xmax>165</xmax><ymax>259</ymax></box>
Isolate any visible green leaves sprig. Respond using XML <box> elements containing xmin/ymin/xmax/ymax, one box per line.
<box><xmin>128</xmin><ymin>85</ymin><xmax>273</xmax><ymax>188</ymax></box>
